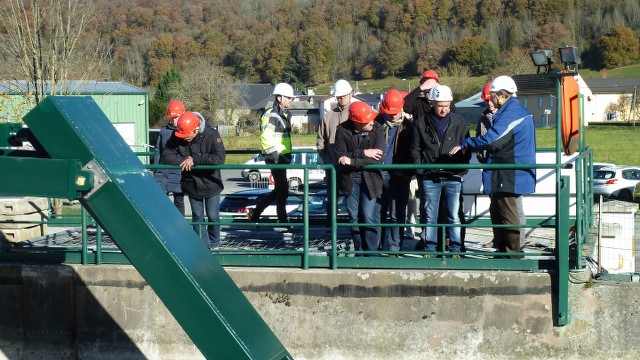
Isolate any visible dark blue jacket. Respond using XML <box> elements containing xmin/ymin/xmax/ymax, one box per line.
<box><xmin>153</xmin><ymin>123</ymin><xmax>182</xmax><ymax>194</ymax></box>
<box><xmin>461</xmin><ymin>97</ymin><xmax>536</xmax><ymax>195</ymax></box>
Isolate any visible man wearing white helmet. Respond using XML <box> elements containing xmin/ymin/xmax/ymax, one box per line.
<box><xmin>450</xmin><ymin>75</ymin><xmax>536</xmax><ymax>257</ymax></box>
<box><xmin>317</xmin><ymin>79</ymin><xmax>353</xmax><ymax>221</ymax></box>
<box><xmin>248</xmin><ymin>82</ymin><xmax>296</xmax><ymax>223</ymax></box>
<box><xmin>409</xmin><ymin>85</ymin><xmax>471</xmax><ymax>257</ymax></box>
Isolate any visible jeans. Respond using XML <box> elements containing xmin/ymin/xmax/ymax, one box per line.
<box><xmin>189</xmin><ymin>194</ymin><xmax>221</xmax><ymax>249</ymax></box>
<box><xmin>419</xmin><ymin>178</ymin><xmax>462</xmax><ymax>252</ymax></box>
<box><xmin>379</xmin><ymin>171</ymin><xmax>409</xmax><ymax>252</ymax></box>
<box><xmin>345</xmin><ymin>173</ymin><xmax>381</xmax><ymax>255</ymax></box>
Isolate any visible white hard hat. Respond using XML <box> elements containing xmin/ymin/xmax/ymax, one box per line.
<box><xmin>489</xmin><ymin>76</ymin><xmax>518</xmax><ymax>94</ymax></box>
<box><xmin>272</xmin><ymin>83</ymin><xmax>295</xmax><ymax>98</ymax></box>
<box><xmin>428</xmin><ymin>85</ymin><xmax>453</xmax><ymax>102</ymax></box>
<box><xmin>333</xmin><ymin>79</ymin><xmax>353</xmax><ymax>97</ymax></box>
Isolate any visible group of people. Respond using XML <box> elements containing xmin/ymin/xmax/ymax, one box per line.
<box><xmin>317</xmin><ymin>72</ymin><xmax>536</xmax><ymax>257</ymax></box>
<box><xmin>153</xmin><ymin>71</ymin><xmax>536</xmax><ymax>258</ymax></box>
<box><xmin>153</xmin><ymin>83</ymin><xmax>297</xmax><ymax>249</ymax></box>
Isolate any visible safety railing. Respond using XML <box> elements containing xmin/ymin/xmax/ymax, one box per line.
<box><xmin>1</xmin><ymin>148</ymin><xmax>591</xmax><ymax>267</ymax></box>
<box><xmin>0</xmin><ymin>147</ymin><xmax>595</xmax><ymax>325</ymax></box>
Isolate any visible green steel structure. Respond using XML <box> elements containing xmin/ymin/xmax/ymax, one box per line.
<box><xmin>0</xmin><ymin>96</ymin><xmax>291</xmax><ymax>360</ymax></box>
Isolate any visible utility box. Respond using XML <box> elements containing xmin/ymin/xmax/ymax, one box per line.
<box><xmin>596</xmin><ymin>200</ymin><xmax>639</xmax><ymax>274</ymax></box>
<box><xmin>0</xmin><ymin>197</ymin><xmax>49</xmax><ymax>242</ymax></box>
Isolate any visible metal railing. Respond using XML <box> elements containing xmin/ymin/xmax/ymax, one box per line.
<box><xmin>0</xmin><ymin>147</ymin><xmax>596</xmax><ymax>326</ymax></box>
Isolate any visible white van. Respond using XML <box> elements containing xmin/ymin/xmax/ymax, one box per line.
<box><xmin>240</xmin><ymin>146</ymin><xmax>325</xmax><ymax>188</ymax></box>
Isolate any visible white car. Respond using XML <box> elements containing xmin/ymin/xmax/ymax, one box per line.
<box><xmin>593</xmin><ymin>166</ymin><xmax>640</xmax><ymax>202</ymax></box>
<box><xmin>240</xmin><ymin>146</ymin><xmax>326</xmax><ymax>189</ymax></box>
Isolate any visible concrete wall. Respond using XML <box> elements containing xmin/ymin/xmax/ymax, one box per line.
<box><xmin>0</xmin><ymin>264</ymin><xmax>639</xmax><ymax>360</ymax></box>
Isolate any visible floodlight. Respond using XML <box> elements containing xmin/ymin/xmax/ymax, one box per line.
<box><xmin>558</xmin><ymin>46</ymin><xmax>581</xmax><ymax>66</ymax></box>
<box><xmin>530</xmin><ymin>50</ymin><xmax>554</xmax><ymax>66</ymax></box>
<box><xmin>530</xmin><ymin>50</ymin><xmax>554</xmax><ymax>74</ymax></box>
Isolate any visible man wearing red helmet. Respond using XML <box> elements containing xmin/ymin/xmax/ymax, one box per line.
<box><xmin>154</xmin><ymin>100</ymin><xmax>187</xmax><ymax>215</ymax></box>
<box><xmin>403</xmin><ymin>69</ymin><xmax>440</xmax><ymax>121</ymax></box>
<box><xmin>335</xmin><ymin>101</ymin><xmax>385</xmax><ymax>255</ymax></box>
<box><xmin>375</xmin><ymin>89</ymin><xmax>414</xmax><ymax>254</ymax></box>
<box><xmin>162</xmin><ymin>111</ymin><xmax>226</xmax><ymax>249</ymax></box>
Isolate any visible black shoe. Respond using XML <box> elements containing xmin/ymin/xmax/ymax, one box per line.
<box><xmin>246</xmin><ymin>209</ymin><xmax>259</xmax><ymax>222</ymax></box>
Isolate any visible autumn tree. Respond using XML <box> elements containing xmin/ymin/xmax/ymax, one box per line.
<box><xmin>597</xmin><ymin>26</ymin><xmax>640</xmax><ymax>69</ymax></box>
<box><xmin>445</xmin><ymin>37</ymin><xmax>501</xmax><ymax>75</ymax></box>
<box><xmin>296</xmin><ymin>28</ymin><xmax>336</xmax><ymax>85</ymax></box>
<box><xmin>531</xmin><ymin>22</ymin><xmax>573</xmax><ymax>52</ymax></box>
<box><xmin>376</xmin><ymin>34</ymin><xmax>413</xmax><ymax>77</ymax></box>
<box><xmin>0</xmin><ymin>0</ymin><xmax>110</xmax><ymax>103</ymax></box>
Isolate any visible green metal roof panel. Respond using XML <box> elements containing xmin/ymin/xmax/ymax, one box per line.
<box><xmin>0</xmin><ymin>80</ymin><xmax>147</xmax><ymax>95</ymax></box>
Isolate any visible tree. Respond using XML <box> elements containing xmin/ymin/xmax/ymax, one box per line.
<box><xmin>597</xmin><ymin>26</ymin><xmax>640</xmax><ymax>69</ymax></box>
<box><xmin>149</xmin><ymin>66</ymin><xmax>184</xmax><ymax>127</ymax></box>
<box><xmin>296</xmin><ymin>28</ymin><xmax>336</xmax><ymax>85</ymax></box>
<box><xmin>376</xmin><ymin>34</ymin><xmax>412</xmax><ymax>77</ymax></box>
<box><xmin>531</xmin><ymin>22</ymin><xmax>573</xmax><ymax>51</ymax></box>
<box><xmin>0</xmin><ymin>0</ymin><xmax>110</xmax><ymax>103</ymax></box>
<box><xmin>182</xmin><ymin>58</ymin><xmax>239</xmax><ymax>127</ymax></box>
<box><xmin>446</xmin><ymin>37</ymin><xmax>500</xmax><ymax>75</ymax></box>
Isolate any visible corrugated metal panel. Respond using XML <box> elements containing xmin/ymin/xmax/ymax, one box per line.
<box><xmin>0</xmin><ymin>80</ymin><xmax>147</xmax><ymax>95</ymax></box>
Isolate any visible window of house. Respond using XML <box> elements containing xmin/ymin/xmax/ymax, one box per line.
<box><xmin>538</xmin><ymin>96</ymin><xmax>543</xmax><ymax>108</ymax></box>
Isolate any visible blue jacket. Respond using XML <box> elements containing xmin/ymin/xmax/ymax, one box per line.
<box><xmin>153</xmin><ymin>123</ymin><xmax>182</xmax><ymax>194</ymax></box>
<box><xmin>461</xmin><ymin>97</ymin><xmax>536</xmax><ymax>195</ymax></box>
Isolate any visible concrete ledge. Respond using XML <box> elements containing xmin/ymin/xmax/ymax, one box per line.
<box><xmin>0</xmin><ymin>264</ymin><xmax>639</xmax><ymax>359</ymax></box>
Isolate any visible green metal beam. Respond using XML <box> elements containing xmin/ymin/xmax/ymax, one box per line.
<box><xmin>0</xmin><ymin>156</ymin><xmax>93</xmax><ymax>200</ymax></box>
<box><xmin>20</xmin><ymin>96</ymin><xmax>291</xmax><ymax>360</ymax></box>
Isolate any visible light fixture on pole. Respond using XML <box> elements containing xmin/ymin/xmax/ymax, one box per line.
<box><xmin>530</xmin><ymin>49</ymin><xmax>554</xmax><ymax>74</ymax></box>
<box><xmin>558</xmin><ymin>46</ymin><xmax>581</xmax><ymax>73</ymax></box>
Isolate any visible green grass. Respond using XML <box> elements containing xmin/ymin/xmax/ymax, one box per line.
<box><xmin>223</xmin><ymin>125</ymin><xmax>639</xmax><ymax>165</ymax></box>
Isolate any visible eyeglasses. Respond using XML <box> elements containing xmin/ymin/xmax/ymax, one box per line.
<box><xmin>336</xmin><ymin>94</ymin><xmax>351</xmax><ymax>100</ymax></box>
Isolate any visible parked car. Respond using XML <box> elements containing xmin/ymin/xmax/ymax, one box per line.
<box><xmin>219</xmin><ymin>189</ymin><xmax>303</xmax><ymax>219</ymax></box>
<box><xmin>593</xmin><ymin>166</ymin><xmax>640</xmax><ymax>202</ymax></box>
<box><xmin>288</xmin><ymin>190</ymin><xmax>349</xmax><ymax>221</ymax></box>
<box><xmin>593</xmin><ymin>162</ymin><xmax>615</xmax><ymax>174</ymax></box>
<box><xmin>240</xmin><ymin>146</ymin><xmax>326</xmax><ymax>189</ymax></box>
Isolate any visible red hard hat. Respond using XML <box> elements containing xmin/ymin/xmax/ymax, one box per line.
<box><xmin>175</xmin><ymin>111</ymin><xmax>200</xmax><ymax>138</ymax></box>
<box><xmin>481</xmin><ymin>82</ymin><xmax>492</xmax><ymax>101</ymax></box>
<box><xmin>348</xmin><ymin>101</ymin><xmax>377</xmax><ymax>124</ymax></box>
<box><xmin>379</xmin><ymin>89</ymin><xmax>404</xmax><ymax>115</ymax></box>
<box><xmin>400</xmin><ymin>91</ymin><xmax>409</xmax><ymax>98</ymax></box>
<box><xmin>420</xmin><ymin>69</ymin><xmax>440</xmax><ymax>84</ymax></box>
<box><xmin>167</xmin><ymin>99</ymin><xmax>185</xmax><ymax>119</ymax></box>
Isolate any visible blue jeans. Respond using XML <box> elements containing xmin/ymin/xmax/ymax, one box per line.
<box><xmin>345</xmin><ymin>173</ymin><xmax>381</xmax><ymax>255</ymax></box>
<box><xmin>379</xmin><ymin>171</ymin><xmax>409</xmax><ymax>252</ymax></box>
<box><xmin>419</xmin><ymin>178</ymin><xmax>462</xmax><ymax>252</ymax></box>
<box><xmin>189</xmin><ymin>194</ymin><xmax>221</xmax><ymax>249</ymax></box>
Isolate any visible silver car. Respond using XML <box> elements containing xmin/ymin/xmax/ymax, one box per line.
<box><xmin>593</xmin><ymin>166</ymin><xmax>640</xmax><ymax>201</ymax></box>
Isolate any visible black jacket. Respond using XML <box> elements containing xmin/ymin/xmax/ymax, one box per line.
<box><xmin>409</xmin><ymin>110</ymin><xmax>471</xmax><ymax>178</ymax></box>
<box><xmin>161</xmin><ymin>127</ymin><xmax>226</xmax><ymax>199</ymax></box>
<box><xmin>334</xmin><ymin>121</ymin><xmax>385</xmax><ymax>198</ymax></box>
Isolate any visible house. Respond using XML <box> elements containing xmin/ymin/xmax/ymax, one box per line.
<box><xmin>582</xmin><ymin>78</ymin><xmax>640</xmax><ymax>123</ymax></box>
<box><xmin>0</xmin><ymin>80</ymin><xmax>149</xmax><ymax>154</ymax></box>
<box><xmin>226</xmin><ymin>84</ymin><xmax>320</xmax><ymax>134</ymax></box>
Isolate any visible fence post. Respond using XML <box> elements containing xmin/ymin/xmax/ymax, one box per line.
<box><xmin>556</xmin><ymin>175</ymin><xmax>570</xmax><ymax>325</ymax></box>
